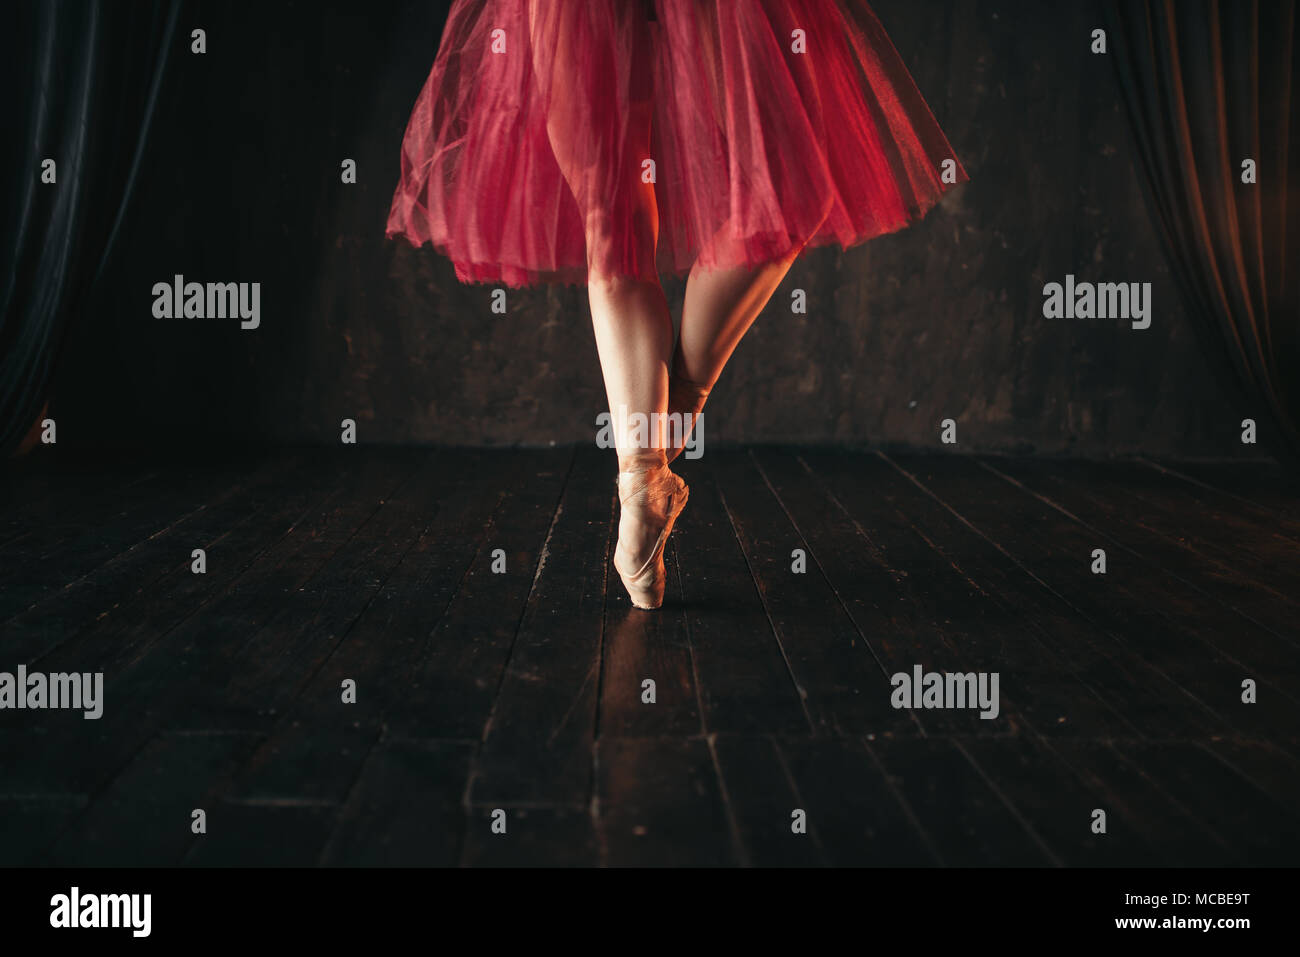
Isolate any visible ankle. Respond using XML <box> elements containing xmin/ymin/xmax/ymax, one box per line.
<box><xmin>617</xmin><ymin>448</ymin><xmax>667</xmax><ymax>476</ymax></box>
<box><xmin>668</xmin><ymin>374</ymin><xmax>711</xmax><ymax>415</ymax></box>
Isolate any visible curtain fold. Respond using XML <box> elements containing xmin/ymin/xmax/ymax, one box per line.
<box><xmin>1</xmin><ymin>0</ymin><xmax>180</xmax><ymax>457</ymax></box>
<box><xmin>1106</xmin><ymin>0</ymin><xmax>1299</xmax><ymax>461</ymax></box>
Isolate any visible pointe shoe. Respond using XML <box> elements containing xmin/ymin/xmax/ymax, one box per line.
<box><xmin>666</xmin><ymin>374</ymin><xmax>711</xmax><ymax>466</ymax></box>
<box><xmin>613</xmin><ymin>463</ymin><xmax>689</xmax><ymax>609</ymax></box>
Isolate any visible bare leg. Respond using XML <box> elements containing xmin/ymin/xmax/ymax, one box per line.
<box><xmin>529</xmin><ymin>4</ymin><xmax>683</xmax><ymax>596</ymax></box>
<box><xmin>576</xmin><ymin>110</ymin><xmax>676</xmax><ymax>565</ymax></box>
<box><xmin>579</xmin><ymin>96</ymin><xmax>672</xmax><ymax>476</ymax></box>
<box><xmin>667</xmin><ymin>225</ymin><xmax>817</xmax><ymax>464</ymax></box>
<box><xmin>589</xmin><ymin>276</ymin><xmax>673</xmax><ymax>447</ymax></box>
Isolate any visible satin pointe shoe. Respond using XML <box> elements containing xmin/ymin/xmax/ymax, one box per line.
<box><xmin>613</xmin><ymin>456</ymin><xmax>689</xmax><ymax>610</ymax></box>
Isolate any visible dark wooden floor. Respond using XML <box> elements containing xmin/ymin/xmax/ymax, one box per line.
<box><xmin>1</xmin><ymin>446</ymin><xmax>1298</xmax><ymax>867</ymax></box>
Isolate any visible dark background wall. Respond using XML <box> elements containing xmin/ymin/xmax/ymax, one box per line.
<box><xmin>54</xmin><ymin>0</ymin><xmax>1252</xmax><ymax>456</ymax></box>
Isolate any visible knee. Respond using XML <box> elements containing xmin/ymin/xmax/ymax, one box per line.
<box><xmin>585</xmin><ymin>222</ymin><xmax>659</xmax><ymax>285</ymax></box>
<box><xmin>588</xmin><ymin>272</ymin><xmax>663</xmax><ymax>308</ymax></box>
<box><xmin>799</xmin><ymin>191</ymin><xmax>835</xmax><ymax>246</ymax></box>
<box><xmin>583</xmin><ymin>177</ymin><xmax>659</xmax><ymax>281</ymax></box>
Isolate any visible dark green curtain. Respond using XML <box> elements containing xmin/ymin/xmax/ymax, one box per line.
<box><xmin>1106</xmin><ymin>0</ymin><xmax>1299</xmax><ymax>461</ymax></box>
<box><xmin>1</xmin><ymin>0</ymin><xmax>181</xmax><ymax>456</ymax></box>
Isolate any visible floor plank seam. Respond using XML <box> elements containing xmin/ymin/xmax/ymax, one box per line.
<box><xmin>715</xmin><ymin>480</ymin><xmax>817</xmax><ymax>734</ymax></box>
<box><xmin>979</xmin><ymin>458</ymin><xmax>1300</xmax><ymax>658</ymax></box>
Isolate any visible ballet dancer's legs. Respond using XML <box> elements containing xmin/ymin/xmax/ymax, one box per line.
<box><xmin>528</xmin><ymin>2</ymin><xmax>827</xmax><ymax>602</ymax></box>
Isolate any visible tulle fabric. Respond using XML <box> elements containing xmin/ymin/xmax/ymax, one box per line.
<box><xmin>386</xmin><ymin>0</ymin><xmax>968</xmax><ymax>287</ymax></box>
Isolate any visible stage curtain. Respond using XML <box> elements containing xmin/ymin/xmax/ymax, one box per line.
<box><xmin>1</xmin><ymin>0</ymin><xmax>180</xmax><ymax>456</ymax></box>
<box><xmin>1107</xmin><ymin>0</ymin><xmax>1299</xmax><ymax>460</ymax></box>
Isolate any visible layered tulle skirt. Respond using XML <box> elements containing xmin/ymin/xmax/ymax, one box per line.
<box><xmin>387</xmin><ymin>0</ymin><xmax>968</xmax><ymax>287</ymax></box>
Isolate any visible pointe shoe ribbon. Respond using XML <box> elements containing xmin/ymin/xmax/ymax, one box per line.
<box><xmin>667</xmin><ymin>374</ymin><xmax>711</xmax><ymax>465</ymax></box>
<box><xmin>668</xmin><ymin>374</ymin><xmax>711</xmax><ymax>416</ymax></box>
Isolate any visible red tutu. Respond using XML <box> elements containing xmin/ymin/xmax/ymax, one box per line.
<box><xmin>387</xmin><ymin>0</ymin><xmax>968</xmax><ymax>287</ymax></box>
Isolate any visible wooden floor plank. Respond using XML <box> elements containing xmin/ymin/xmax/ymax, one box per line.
<box><xmin>1035</xmin><ymin>738</ymin><xmax>1241</xmax><ymax>866</ymax></box>
<box><xmin>866</xmin><ymin>736</ymin><xmax>1058</xmax><ymax>866</ymax></box>
<box><xmin>1067</xmin><ymin>459</ymin><xmax>1300</xmax><ymax>571</ymax></box>
<box><xmin>381</xmin><ymin>449</ymin><xmax>572</xmax><ymax>739</ymax></box>
<box><xmin>1143</xmin><ymin>459</ymin><xmax>1300</xmax><ymax>528</ymax></box>
<box><xmin>0</xmin><ymin>452</ymin><xmax>284</xmax><ymax>619</ymax></box>
<box><xmin>321</xmin><ymin>737</ymin><xmax>474</xmax><ymax>867</ymax></box>
<box><xmin>182</xmin><ymin>805</ymin><xmax>337</xmax><ymax>867</ymax></box>
<box><xmin>711</xmin><ymin>734</ymin><xmax>827</xmax><ymax>866</ymax></box>
<box><xmin>225</xmin><ymin>725</ymin><xmax>380</xmax><ymax>806</ymax></box>
<box><xmin>467</xmin><ymin>446</ymin><xmax>610</xmax><ymax>808</ymax></box>
<box><xmin>0</xmin><ymin>454</ymin><xmax>160</xmax><ymax>546</ymax></box>
<box><xmin>112</xmin><ymin>451</ymin><xmax>426</xmax><ymax>733</ymax></box>
<box><xmin>595</xmin><ymin>736</ymin><xmax>736</xmax><ymax>866</ymax></box>
<box><xmin>885</xmin><ymin>453</ymin><xmax>1298</xmax><ymax>741</ymax></box>
<box><xmin>597</xmin><ymin>536</ymin><xmax>702</xmax><ymax>738</ymax></box>
<box><xmin>1199</xmin><ymin>738</ymin><xmax>1300</xmax><ymax>813</ymax></box>
<box><xmin>3</xmin><ymin>450</ymin><xmax>320</xmax><ymax>666</ymax></box>
<box><xmin>803</xmin><ymin>450</ymin><xmax>1201</xmax><ymax>739</ymax></box>
<box><xmin>776</xmin><ymin>735</ymin><xmax>940</xmax><ymax>865</ymax></box>
<box><xmin>190</xmin><ymin>452</ymin><xmax>466</xmax><ymax>725</ymax></box>
<box><xmin>1109</xmin><ymin>740</ymin><xmax>1300</xmax><ymax>865</ymax></box>
<box><xmin>0</xmin><ymin>795</ymin><xmax>88</xmax><ymax>866</ymax></box>
<box><xmin>2</xmin><ymin>451</ymin><xmax>301</xmax><ymax>627</ymax></box>
<box><xmin>459</xmin><ymin>808</ymin><xmax>599</xmax><ymax>867</ymax></box>
<box><xmin>954</xmin><ymin>735</ymin><xmax>1157</xmax><ymax>866</ymax></box>
<box><xmin>985</xmin><ymin>457</ymin><xmax>1300</xmax><ymax>647</ymax></box>
<box><xmin>283</xmin><ymin>449</ymin><xmax>527</xmax><ymax>731</ymax></box>
<box><xmin>710</xmin><ymin>450</ymin><xmax>906</xmax><ymax>737</ymax></box>
<box><xmin>199</xmin><ymin>447</ymin><xmax>544</xmax><ymax>834</ymax></box>
<box><xmin>749</xmin><ymin>448</ymin><xmax>962</xmax><ymax>737</ymax></box>
<box><xmin>763</xmin><ymin>448</ymin><xmax>1132</xmax><ymax>739</ymax></box>
<box><xmin>45</xmin><ymin>731</ymin><xmax>262</xmax><ymax>866</ymax></box>
<box><xmin>670</xmin><ymin>460</ymin><xmax>809</xmax><ymax>735</ymax></box>
<box><xmin>0</xmin><ymin>454</ymin><xmax>419</xmax><ymax>797</ymax></box>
